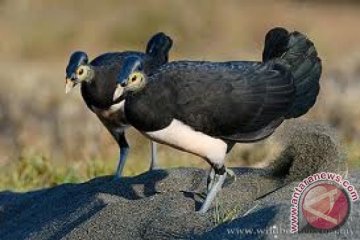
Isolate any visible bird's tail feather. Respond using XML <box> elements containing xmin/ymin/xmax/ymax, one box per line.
<box><xmin>145</xmin><ymin>32</ymin><xmax>173</xmax><ymax>65</ymax></box>
<box><xmin>263</xmin><ymin>27</ymin><xmax>322</xmax><ymax>119</ymax></box>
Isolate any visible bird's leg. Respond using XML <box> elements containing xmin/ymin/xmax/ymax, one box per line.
<box><xmin>199</xmin><ymin>165</ymin><xmax>227</xmax><ymax>214</ymax></box>
<box><xmin>113</xmin><ymin>133</ymin><xmax>129</xmax><ymax>180</ymax></box>
<box><xmin>114</xmin><ymin>147</ymin><xmax>129</xmax><ymax>179</ymax></box>
<box><xmin>207</xmin><ymin>168</ymin><xmax>216</xmax><ymax>192</ymax></box>
<box><xmin>148</xmin><ymin>141</ymin><xmax>159</xmax><ymax>171</ymax></box>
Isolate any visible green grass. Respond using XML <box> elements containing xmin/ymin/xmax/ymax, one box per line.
<box><xmin>0</xmin><ymin>153</ymin><xmax>115</xmax><ymax>191</ymax></box>
<box><xmin>213</xmin><ymin>197</ymin><xmax>242</xmax><ymax>225</ymax></box>
<box><xmin>0</xmin><ymin>145</ymin><xmax>208</xmax><ymax>191</ymax></box>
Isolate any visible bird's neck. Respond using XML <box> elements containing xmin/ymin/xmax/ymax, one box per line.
<box><xmin>81</xmin><ymin>73</ymin><xmax>116</xmax><ymax>109</ymax></box>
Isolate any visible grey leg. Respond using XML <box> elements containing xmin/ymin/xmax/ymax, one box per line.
<box><xmin>207</xmin><ymin>168</ymin><xmax>216</xmax><ymax>192</ymax></box>
<box><xmin>198</xmin><ymin>166</ymin><xmax>227</xmax><ymax>214</ymax></box>
<box><xmin>114</xmin><ymin>147</ymin><xmax>129</xmax><ymax>180</ymax></box>
<box><xmin>113</xmin><ymin>132</ymin><xmax>129</xmax><ymax>180</ymax></box>
<box><xmin>149</xmin><ymin>141</ymin><xmax>159</xmax><ymax>171</ymax></box>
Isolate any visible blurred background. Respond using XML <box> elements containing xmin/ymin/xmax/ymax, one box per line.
<box><xmin>0</xmin><ymin>0</ymin><xmax>359</xmax><ymax>190</ymax></box>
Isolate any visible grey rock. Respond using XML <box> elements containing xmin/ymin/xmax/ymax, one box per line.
<box><xmin>0</xmin><ymin>122</ymin><xmax>356</xmax><ymax>240</ymax></box>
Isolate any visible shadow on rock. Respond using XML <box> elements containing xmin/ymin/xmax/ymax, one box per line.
<box><xmin>0</xmin><ymin>170</ymin><xmax>169</xmax><ymax>240</ymax></box>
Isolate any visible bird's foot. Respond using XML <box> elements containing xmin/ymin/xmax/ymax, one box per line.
<box><xmin>198</xmin><ymin>171</ymin><xmax>227</xmax><ymax>214</ymax></box>
<box><xmin>225</xmin><ymin>168</ymin><xmax>236</xmax><ymax>185</ymax></box>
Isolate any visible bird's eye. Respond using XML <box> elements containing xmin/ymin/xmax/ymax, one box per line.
<box><xmin>131</xmin><ymin>75</ymin><xmax>137</xmax><ymax>82</ymax></box>
<box><xmin>78</xmin><ymin>68</ymin><xmax>84</xmax><ymax>75</ymax></box>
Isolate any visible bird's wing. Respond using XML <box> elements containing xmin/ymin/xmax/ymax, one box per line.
<box><xmin>148</xmin><ymin>61</ymin><xmax>294</xmax><ymax>140</ymax></box>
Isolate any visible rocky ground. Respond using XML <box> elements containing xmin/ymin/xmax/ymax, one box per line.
<box><xmin>0</xmin><ymin>123</ymin><xmax>357</xmax><ymax>240</ymax></box>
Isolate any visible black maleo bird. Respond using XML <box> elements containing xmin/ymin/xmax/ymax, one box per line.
<box><xmin>113</xmin><ymin>27</ymin><xmax>322</xmax><ymax>213</ymax></box>
<box><xmin>65</xmin><ymin>32</ymin><xmax>173</xmax><ymax>179</ymax></box>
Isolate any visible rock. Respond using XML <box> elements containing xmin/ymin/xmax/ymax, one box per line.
<box><xmin>270</xmin><ymin>120</ymin><xmax>348</xmax><ymax>182</ymax></box>
<box><xmin>0</xmin><ymin>168</ymin><xmax>358</xmax><ymax>240</ymax></box>
<box><xmin>0</xmin><ymin>122</ymin><xmax>356</xmax><ymax>240</ymax></box>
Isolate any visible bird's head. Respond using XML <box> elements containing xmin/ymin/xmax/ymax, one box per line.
<box><xmin>65</xmin><ymin>51</ymin><xmax>94</xmax><ymax>94</ymax></box>
<box><xmin>113</xmin><ymin>56</ymin><xmax>147</xmax><ymax>101</ymax></box>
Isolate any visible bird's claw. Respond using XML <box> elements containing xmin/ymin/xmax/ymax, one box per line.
<box><xmin>226</xmin><ymin>168</ymin><xmax>236</xmax><ymax>182</ymax></box>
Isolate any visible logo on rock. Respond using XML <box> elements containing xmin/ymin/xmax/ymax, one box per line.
<box><xmin>301</xmin><ymin>183</ymin><xmax>350</xmax><ymax>231</ymax></box>
<box><xmin>290</xmin><ymin>172</ymin><xmax>359</xmax><ymax>233</ymax></box>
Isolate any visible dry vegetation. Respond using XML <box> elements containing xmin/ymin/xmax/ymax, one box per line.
<box><xmin>0</xmin><ymin>0</ymin><xmax>359</xmax><ymax>190</ymax></box>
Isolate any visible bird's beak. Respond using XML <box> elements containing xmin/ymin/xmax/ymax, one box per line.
<box><xmin>113</xmin><ymin>84</ymin><xmax>124</xmax><ymax>101</ymax></box>
<box><xmin>65</xmin><ymin>78</ymin><xmax>77</xmax><ymax>94</ymax></box>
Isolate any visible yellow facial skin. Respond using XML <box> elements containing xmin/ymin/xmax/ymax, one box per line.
<box><xmin>113</xmin><ymin>72</ymin><xmax>147</xmax><ymax>101</ymax></box>
<box><xmin>75</xmin><ymin>65</ymin><xmax>89</xmax><ymax>82</ymax></box>
<box><xmin>125</xmin><ymin>72</ymin><xmax>147</xmax><ymax>92</ymax></box>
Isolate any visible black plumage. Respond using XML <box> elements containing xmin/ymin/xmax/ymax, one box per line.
<box><xmin>114</xmin><ymin>27</ymin><xmax>322</xmax><ymax>212</ymax></box>
<box><xmin>65</xmin><ymin>32</ymin><xmax>173</xmax><ymax>178</ymax></box>
<box><xmin>122</xmin><ymin>30</ymin><xmax>321</xmax><ymax>141</ymax></box>
<box><xmin>124</xmin><ymin>61</ymin><xmax>293</xmax><ymax>137</ymax></box>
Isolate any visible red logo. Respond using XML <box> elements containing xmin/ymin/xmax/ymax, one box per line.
<box><xmin>301</xmin><ymin>183</ymin><xmax>350</xmax><ymax>230</ymax></box>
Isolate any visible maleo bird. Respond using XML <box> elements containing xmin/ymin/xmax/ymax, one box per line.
<box><xmin>65</xmin><ymin>32</ymin><xmax>173</xmax><ymax>179</ymax></box>
<box><xmin>113</xmin><ymin>27</ymin><xmax>322</xmax><ymax>213</ymax></box>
